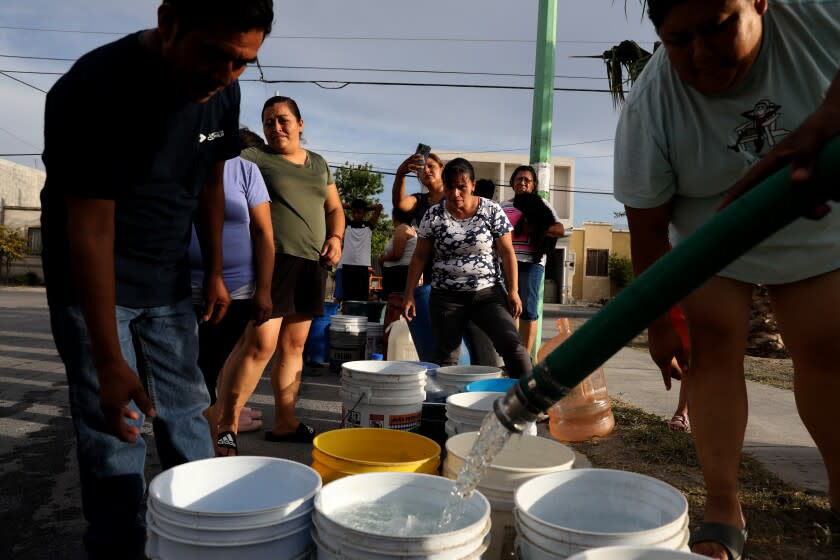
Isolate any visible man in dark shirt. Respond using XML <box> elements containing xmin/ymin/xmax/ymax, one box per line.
<box><xmin>40</xmin><ymin>1</ymin><xmax>273</xmax><ymax>558</ymax></box>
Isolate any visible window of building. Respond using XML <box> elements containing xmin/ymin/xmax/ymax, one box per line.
<box><xmin>585</xmin><ymin>248</ymin><xmax>608</xmax><ymax>277</ymax></box>
<box><xmin>27</xmin><ymin>227</ymin><xmax>42</xmax><ymax>255</ymax></box>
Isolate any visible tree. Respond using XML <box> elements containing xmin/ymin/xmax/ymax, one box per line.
<box><xmin>333</xmin><ymin>162</ymin><xmax>391</xmax><ymax>258</ymax></box>
<box><xmin>576</xmin><ymin>40</ymin><xmax>658</xmax><ymax>108</ymax></box>
<box><xmin>0</xmin><ymin>225</ymin><xmax>27</xmax><ymax>281</ymax></box>
<box><xmin>608</xmin><ymin>252</ymin><xmax>635</xmax><ymax>291</ymax></box>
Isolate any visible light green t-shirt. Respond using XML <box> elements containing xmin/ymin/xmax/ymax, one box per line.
<box><xmin>614</xmin><ymin>0</ymin><xmax>840</xmax><ymax>284</ymax></box>
<box><xmin>241</xmin><ymin>146</ymin><xmax>334</xmax><ymax>261</ymax></box>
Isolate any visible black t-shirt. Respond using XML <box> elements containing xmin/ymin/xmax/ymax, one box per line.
<box><xmin>40</xmin><ymin>32</ymin><xmax>240</xmax><ymax>307</ymax></box>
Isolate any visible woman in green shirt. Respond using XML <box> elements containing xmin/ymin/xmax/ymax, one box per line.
<box><xmin>218</xmin><ymin>96</ymin><xmax>344</xmax><ymax>446</ymax></box>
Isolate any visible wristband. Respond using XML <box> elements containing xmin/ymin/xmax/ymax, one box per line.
<box><xmin>326</xmin><ymin>233</ymin><xmax>343</xmax><ymax>244</ymax></box>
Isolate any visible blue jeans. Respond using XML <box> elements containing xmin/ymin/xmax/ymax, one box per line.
<box><xmin>50</xmin><ymin>298</ymin><xmax>214</xmax><ymax>558</ymax></box>
<box><xmin>518</xmin><ymin>262</ymin><xmax>545</xmax><ymax>321</ymax></box>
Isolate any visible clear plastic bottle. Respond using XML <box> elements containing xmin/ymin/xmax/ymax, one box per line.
<box><xmin>540</xmin><ymin>318</ymin><xmax>616</xmax><ymax>442</ymax></box>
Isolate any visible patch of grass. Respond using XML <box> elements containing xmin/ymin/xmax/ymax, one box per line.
<box><xmin>566</xmin><ymin>400</ymin><xmax>834</xmax><ymax>559</ymax></box>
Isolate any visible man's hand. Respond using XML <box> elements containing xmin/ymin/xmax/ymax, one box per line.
<box><xmin>719</xmin><ymin>103</ymin><xmax>840</xmax><ymax>218</ymax></box>
<box><xmin>647</xmin><ymin>320</ymin><xmax>689</xmax><ymax>390</ymax></box>
<box><xmin>97</xmin><ymin>360</ymin><xmax>156</xmax><ymax>443</ymax></box>
<box><xmin>202</xmin><ymin>273</ymin><xmax>231</xmax><ymax>324</ymax></box>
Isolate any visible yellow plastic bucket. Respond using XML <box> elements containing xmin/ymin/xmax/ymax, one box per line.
<box><xmin>311</xmin><ymin>428</ymin><xmax>441</xmax><ymax>484</ymax></box>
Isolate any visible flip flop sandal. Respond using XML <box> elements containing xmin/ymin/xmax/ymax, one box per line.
<box><xmin>689</xmin><ymin>522</ymin><xmax>748</xmax><ymax>560</ymax></box>
<box><xmin>264</xmin><ymin>422</ymin><xmax>317</xmax><ymax>443</ymax></box>
<box><xmin>216</xmin><ymin>430</ymin><xmax>238</xmax><ymax>457</ymax></box>
<box><xmin>668</xmin><ymin>414</ymin><xmax>691</xmax><ymax>432</ymax></box>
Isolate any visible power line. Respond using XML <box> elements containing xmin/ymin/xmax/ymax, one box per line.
<box><xmin>0</xmin><ymin>54</ymin><xmax>607</xmax><ymax>81</ymax></box>
<box><xmin>257</xmin><ymin>64</ymin><xmax>606</xmax><ymax>80</ymax></box>
<box><xmin>0</xmin><ymin>69</ymin><xmax>63</xmax><ymax>75</ymax></box>
<box><xmin>312</xmin><ymin>138</ymin><xmax>613</xmax><ymax>157</ymax></box>
<box><xmin>243</xmin><ymin>78</ymin><xmax>622</xmax><ymax>93</ymax></box>
<box><xmin>0</xmin><ymin>53</ymin><xmax>75</xmax><ymax>61</ymax></box>
<box><xmin>0</xmin><ymin>71</ymin><xmax>46</xmax><ymax>93</ymax></box>
<box><xmin>0</xmin><ymin>26</ymin><xmax>654</xmax><ymax>45</ymax></box>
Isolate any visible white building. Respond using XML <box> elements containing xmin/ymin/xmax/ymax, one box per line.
<box><xmin>0</xmin><ymin>159</ymin><xmax>45</xmax><ymax>280</ymax></box>
<box><xmin>441</xmin><ymin>152</ymin><xmax>575</xmax><ymax>303</ymax></box>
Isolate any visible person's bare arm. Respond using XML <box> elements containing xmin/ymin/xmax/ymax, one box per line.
<box><xmin>392</xmin><ymin>155</ymin><xmax>424</xmax><ymax>214</ymax></box>
<box><xmin>402</xmin><ymin>237</ymin><xmax>431</xmax><ymax>320</ymax></box>
<box><xmin>625</xmin><ymin>200</ymin><xmax>688</xmax><ymax>389</ymax></box>
<box><xmin>321</xmin><ymin>183</ymin><xmax>345</xmax><ymax>267</ymax></box>
<box><xmin>495</xmin><ymin>233</ymin><xmax>522</xmax><ymax>319</ymax></box>
<box><xmin>66</xmin><ymin>197</ymin><xmax>155</xmax><ymax>442</ymax></box>
<box><xmin>195</xmin><ymin>161</ymin><xmax>230</xmax><ymax>323</ymax></box>
<box><xmin>547</xmin><ymin>222</ymin><xmax>566</xmax><ymax>237</ymax></box>
<box><xmin>248</xmin><ymin>202</ymin><xmax>275</xmax><ymax>325</ymax></box>
<box><xmin>369</xmin><ymin>203</ymin><xmax>384</xmax><ymax>227</ymax></box>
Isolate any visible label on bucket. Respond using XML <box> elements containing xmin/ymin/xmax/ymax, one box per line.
<box><xmin>341</xmin><ymin>406</ymin><xmax>420</xmax><ymax>432</ymax></box>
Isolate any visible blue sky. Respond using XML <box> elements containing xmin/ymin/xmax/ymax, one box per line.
<box><xmin>0</xmin><ymin>0</ymin><xmax>659</xmax><ymax>226</ymax></box>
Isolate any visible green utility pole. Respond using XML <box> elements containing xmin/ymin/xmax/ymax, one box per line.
<box><xmin>528</xmin><ymin>0</ymin><xmax>557</xmax><ymax>359</ymax></box>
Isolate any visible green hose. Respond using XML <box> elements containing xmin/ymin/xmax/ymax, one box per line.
<box><xmin>519</xmin><ymin>136</ymin><xmax>840</xmax><ymax>411</ymax></box>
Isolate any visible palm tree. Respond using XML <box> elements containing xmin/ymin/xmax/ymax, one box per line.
<box><xmin>571</xmin><ymin>0</ymin><xmax>658</xmax><ymax>108</ymax></box>
<box><xmin>575</xmin><ymin>40</ymin><xmax>658</xmax><ymax>108</ymax></box>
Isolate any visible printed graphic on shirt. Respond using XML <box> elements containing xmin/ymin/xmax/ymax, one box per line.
<box><xmin>727</xmin><ymin>98</ymin><xmax>790</xmax><ymax>160</ymax></box>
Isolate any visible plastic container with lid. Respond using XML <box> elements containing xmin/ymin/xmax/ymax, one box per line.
<box><xmin>542</xmin><ymin>318</ymin><xmax>615</xmax><ymax>442</ymax></box>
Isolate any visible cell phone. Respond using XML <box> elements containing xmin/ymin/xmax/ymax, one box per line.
<box><xmin>415</xmin><ymin>143</ymin><xmax>431</xmax><ymax>158</ymax></box>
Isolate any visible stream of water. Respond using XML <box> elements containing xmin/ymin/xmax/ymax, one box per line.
<box><xmin>437</xmin><ymin>411</ymin><xmax>512</xmax><ymax>530</ymax></box>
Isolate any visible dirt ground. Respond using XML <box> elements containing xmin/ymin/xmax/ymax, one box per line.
<box><xmin>627</xmin><ymin>330</ymin><xmax>794</xmax><ymax>391</ymax></box>
<box><xmin>566</xmin><ymin>402</ymin><xmax>835</xmax><ymax>560</ymax></box>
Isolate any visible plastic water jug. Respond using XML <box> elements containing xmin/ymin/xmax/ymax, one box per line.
<box><xmin>385</xmin><ymin>317</ymin><xmax>420</xmax><ymax>361</ymax></box>
<box><xmin>541</xmin><ymin>318</ymin><xmax>615</xmax><ymax>442</ymax></box>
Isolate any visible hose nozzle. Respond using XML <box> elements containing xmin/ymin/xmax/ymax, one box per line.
<box><xmin>493</xmin><ymin>381</ymin><xmax>543</xmax><ymax>433</ymax></box>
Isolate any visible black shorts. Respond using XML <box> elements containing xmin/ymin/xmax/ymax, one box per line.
<box><xmin>271</xmin><ymin>254</ymin><xmax>327</xmax><ymax>318</ymax></box>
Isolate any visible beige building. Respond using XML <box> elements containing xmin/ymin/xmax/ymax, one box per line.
<box><xmin>444</xmin><ymin>152</ymin><xmax>576</xmax><ymax>303</ymax></box>
<box><xmin>0</xmin><ymin>159</ymin><xmax>45</xmax><ymax>280</ymax></box>
<box><xmin>569</xmin><ymin>222</ymin><xmax>631</xmax><ymax>302</ymax></box>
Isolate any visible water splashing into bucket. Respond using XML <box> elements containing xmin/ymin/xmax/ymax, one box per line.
<box><xmin>438</xmin><ymin>411</ymin><xmax>511</xmax><ymax>529</ymax></box>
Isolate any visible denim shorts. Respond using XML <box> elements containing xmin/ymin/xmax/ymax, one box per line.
<box><xmin>518</xmin><ymin>261</ymin><xmax>545</xmax><ymax>321</ymax></box>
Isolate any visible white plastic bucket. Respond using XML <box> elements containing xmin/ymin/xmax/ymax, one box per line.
<box><xmin>435</xmin><ymin>365</ymin><xmax>502</xmax><ymax>396</ymax></box>
<box><xmin>444</xmin><ymin>433</ymin><xmax>575</xmax><ymax>559</ymax></box>
<box><xmin>330</xmin><ymin>316</ymin><xmax>368</xmax><ymax>372</ymax></box>
<box><xmin>313</xmin><ymin>472</ymin><xmax>491</xmax><ymax>559</ymax></box>
<box><xmin>514</xmin><ymin>469</ymin><xmax>689</xmax><ymax>559</ymax></box>
<box><xmin>340</xmin><ymin>360</ymin><xmax>426</xmax><ymax>431</ymax></box>
<box><xmin>145</xmin><ymin>456</ymin><xmax>321</xmax><ymax>560</ymax></box>
<box><xmin>445</xmin><ymin>392</ymin><xmax>537</xmax><ymax>437</ymax></box>
<box><xmin>565</xmin><ymin>546</ymin><xmax>705</xmax><ymax>559</ymax></box>
<box><xmin>330</xmin><ymin>315</ymin><xmax>368</xmax><ymax>334</ymax></box>
<box><xmin>366</xmin><ymin>322</ymin><xmax>385</xmax><ymax>358</ymax></box>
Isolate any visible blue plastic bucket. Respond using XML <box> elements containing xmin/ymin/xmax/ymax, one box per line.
<box><xmin>304</xmin><ymin>302</ymin><xmax>340</xmax><ymax>364</ymax></box>
<box><xmin>465</xmin><ymin>378</ymin><xmax>517</xmax><ymax>393</ymax></box>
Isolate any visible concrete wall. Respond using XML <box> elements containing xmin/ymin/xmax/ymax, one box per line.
<box><xmin>0</xmin><ymin>159</ymin><xmax>44</xmax><ymax>208</ymax></box>
<box><xmin>0</xmin><ymin>160</ymin><xmax>45</xmax><ymax>283</ymax></box>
